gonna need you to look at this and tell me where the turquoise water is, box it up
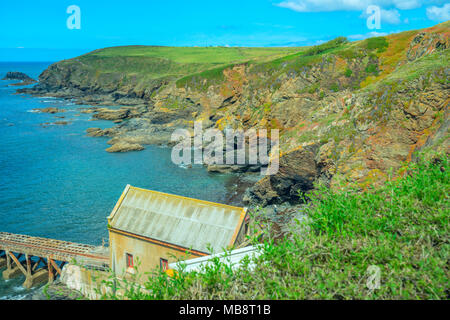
[0,62,232,299]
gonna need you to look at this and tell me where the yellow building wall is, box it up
[109,230,203,278]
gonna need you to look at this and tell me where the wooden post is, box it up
[50,259,62,275]
[25,254,31,277]
[47,258,54,284]
[8,252,27,275]
[6,251,11,270]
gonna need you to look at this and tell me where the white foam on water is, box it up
[13,286,25,292]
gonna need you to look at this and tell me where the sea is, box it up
[0,62,234,299]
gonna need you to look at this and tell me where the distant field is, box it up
[87,46,303,64]
[75,46,305,80]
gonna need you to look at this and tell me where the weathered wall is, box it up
[61,264,111,300]
[109,230,203,278]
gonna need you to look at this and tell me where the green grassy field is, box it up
[88,46,301,64]
[77,46,303,80]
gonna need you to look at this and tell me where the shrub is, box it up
[330,83,340,92]
[366,37,389,53]
[365,63,379,75]
[345,68,353,77]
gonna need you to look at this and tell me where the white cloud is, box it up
[348,31,388,40]
[381,9,401,24]
[426,4,450,21]
[276,0,446,12]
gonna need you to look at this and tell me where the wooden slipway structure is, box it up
[108,185,248,276]
[0,232,109,289]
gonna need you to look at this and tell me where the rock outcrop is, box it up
[33,107,66,114]
[245,145,320,206]
[2,71,36,85]
[106,141,145,153]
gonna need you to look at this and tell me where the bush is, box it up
[345,68,353,77]
[366,37,389,53]
[330,83,340,92]
[365,63,379,75]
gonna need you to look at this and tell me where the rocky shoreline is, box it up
[14,24,450,208]
[16,86,275,208]
[17,84,277,203]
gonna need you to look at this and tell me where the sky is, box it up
[0,0,449,61]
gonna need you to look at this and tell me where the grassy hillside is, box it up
[101,155,449,300]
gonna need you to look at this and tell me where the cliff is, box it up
[18,21,450,206]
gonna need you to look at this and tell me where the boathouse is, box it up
[107,185,248,276]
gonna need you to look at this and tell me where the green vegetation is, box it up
[330,83,340,92]
[101,156,449,300]
[363,48,449,92]
[304,37,349,56]
[79,46,300,80]
[345,68,353,77]
[88,46,299,64]
[366,37,389,53]
[365,63,379,75]
[247,37,349,79]
[175,63,235,90]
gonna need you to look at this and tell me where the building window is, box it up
[160,258,168,272]
[126,253,134,268]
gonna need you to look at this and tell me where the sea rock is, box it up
[79,108,96,114]
[53,121,70,125]
[2,71,36,85]
[92,108,130,121]
[106,141,145,153]
[32,280,83,300]
[34,107,66,114]
[40,121,71,127]
[86,127,118,137]
[207,164,247,173]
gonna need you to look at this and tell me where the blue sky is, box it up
[0,0,449,61]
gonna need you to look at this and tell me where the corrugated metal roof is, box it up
[108,185,247,254]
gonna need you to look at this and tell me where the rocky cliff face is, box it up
[18,22,449,206]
